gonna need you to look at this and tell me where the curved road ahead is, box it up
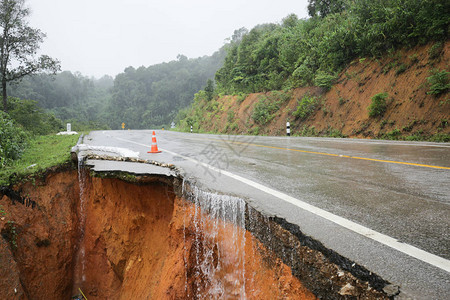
[83,130,450,299]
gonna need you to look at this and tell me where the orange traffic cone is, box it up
[148,131,162,153]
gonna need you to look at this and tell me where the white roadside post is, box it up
[67,123,71,132]
[286,121,290,136]
[190,125,193,133]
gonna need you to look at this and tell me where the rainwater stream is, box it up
[73,153,87,292]
[182,183,247,298]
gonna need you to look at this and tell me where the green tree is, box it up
[204,79,215,101]
[0,110,28,166]
[107,49,225,129]
[8,71,113,129]
[0,0,60,112]
[7,97,63,135]
[307,0,347,18]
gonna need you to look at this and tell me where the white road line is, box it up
[114,135,450,273]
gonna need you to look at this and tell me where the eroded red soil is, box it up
[0,171,316,299]
[196,41,449,139]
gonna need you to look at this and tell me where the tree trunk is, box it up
[2,77,7,112]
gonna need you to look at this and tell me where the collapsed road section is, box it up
[0,151,395,299]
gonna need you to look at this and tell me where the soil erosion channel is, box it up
[0,159,393,299]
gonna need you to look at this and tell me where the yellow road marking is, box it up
[203,138,450,170]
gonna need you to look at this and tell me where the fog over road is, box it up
[83,130,450,299]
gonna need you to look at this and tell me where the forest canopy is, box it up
[107,50,225,129]
[8,49,226,129]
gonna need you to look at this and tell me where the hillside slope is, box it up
[180,42,449,141]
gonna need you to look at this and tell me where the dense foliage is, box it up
[7,98,64,135]
[0,97,66,166]
[0,111,28,167]
[427,69,449,95]
[215,0,449,94]
[8,71,113,130]
[9,50,225,130]
[107,51,225,129]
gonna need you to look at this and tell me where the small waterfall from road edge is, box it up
[73,151,88,293]
[182,182,247,299]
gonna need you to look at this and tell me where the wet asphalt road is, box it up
[83,130,450,299]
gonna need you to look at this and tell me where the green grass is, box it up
[0,134,80,186]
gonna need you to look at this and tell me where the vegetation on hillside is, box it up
[0,98,70,168]
[0,111,28,167]
[177,0,449,142]
[2,0,449,152]
[213,0,449,94]
[9,71,113,130]
[107,51,225,129]
[9,50,226,130]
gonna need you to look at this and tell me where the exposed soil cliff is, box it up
[0,170,80,299]
[189,42,449,140]
[0,167,391,299]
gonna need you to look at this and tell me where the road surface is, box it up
[82,130,450,299]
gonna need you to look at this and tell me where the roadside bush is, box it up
[252,95,280,125]
[426,69,449,96]
[299,125,317,137]
[7,98,64,135]
[368,93,388,118]
[383,128,401,140]
[430,133,450,143]
[293,94,318,120]
[428,42,443,60]
[250,126,260,135]
[0,111,29,167]
[314,72,337,90]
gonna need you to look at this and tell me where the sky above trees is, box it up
[28,0,309,78]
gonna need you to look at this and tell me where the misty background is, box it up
[5,0,309,130]
[29,0,309,78]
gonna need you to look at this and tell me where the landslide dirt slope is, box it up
[194,42,449,140]
[0,171,80,299]
[0,168,391,299]
[0,171,316,299]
